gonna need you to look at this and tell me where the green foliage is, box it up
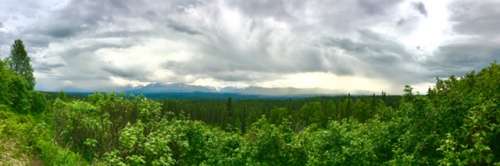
[269,107,290,124]
[31,91,48,113]
[0,60,31,113]
[0,52,39,114]
[8,76,31,113]
[0,60,14,105]
[295,102,320,128]
[0,109,86,165]
[296,119,383,165]
[241,117,306,165]
[438,99,499,165]
[30,122,87,166]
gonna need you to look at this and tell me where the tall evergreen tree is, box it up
[9,39,35,90]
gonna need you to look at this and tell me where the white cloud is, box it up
[257,72,392,93]
[110,76,151,87]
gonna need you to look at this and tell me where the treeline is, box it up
[160,94,401,132]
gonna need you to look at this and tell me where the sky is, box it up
[0,0,499,94]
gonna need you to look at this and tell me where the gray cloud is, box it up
[424,41,500,78]
[424,0,500,78]
[226,0,300,21]
[357,0,402,15]
[413,2,427,17]
[0,0,498,93]
[34,62,65,72]
[321,30,426,84]
[0,32,13,57]
[102,65,150,80]
[166,20,202,35]
[449,0,500,36]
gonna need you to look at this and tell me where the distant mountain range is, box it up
[125,83,358,95]
[55,83,375,99]
[122,83,321,99]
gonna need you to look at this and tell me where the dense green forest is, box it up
[1,40,499,165]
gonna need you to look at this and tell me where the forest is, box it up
[0,40,499,165]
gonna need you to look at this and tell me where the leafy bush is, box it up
[0,108,86,165]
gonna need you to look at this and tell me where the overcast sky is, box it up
[0,0,499,94]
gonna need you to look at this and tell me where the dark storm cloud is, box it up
[102,66,149,80]
[167,21,202,35]
[357,0,402,15]
[45,24,84,38]
[424,41,500,78]
[413,2,427,16]
[34,62,65,72]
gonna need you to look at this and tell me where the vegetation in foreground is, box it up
[0,40,499,165]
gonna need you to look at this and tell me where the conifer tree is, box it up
[9,39,35,90]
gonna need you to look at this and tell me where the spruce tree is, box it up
[9,39,35,90]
